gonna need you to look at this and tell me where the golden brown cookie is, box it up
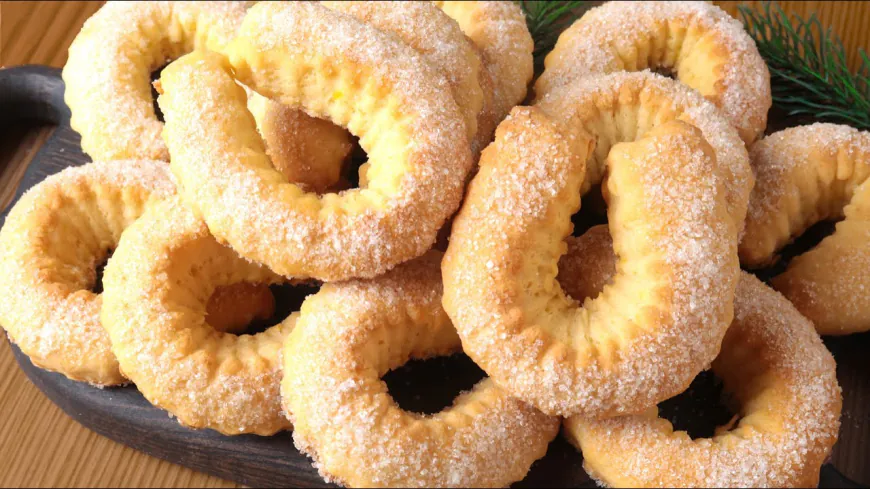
[158,2,472,281]
[63,0,353,190]
[63,1,249,161]
[443,110,739,417]
[0,160,174,386]
[535,71,753,236]
[535,1,771,144]
[559,226,841,489]
[741,123,870,335]
[100,197,291,435]
[436,1,535,151]
[283,253,559,487]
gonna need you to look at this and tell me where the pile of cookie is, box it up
[2,1,865,487]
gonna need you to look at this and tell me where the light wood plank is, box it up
[715,1,870,71]
[0,3,238,486]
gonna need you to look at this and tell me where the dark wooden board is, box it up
[0,65,866,488]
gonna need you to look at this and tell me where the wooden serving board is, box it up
[0,65,867,488]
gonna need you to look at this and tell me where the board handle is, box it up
[0,65,70,125]
[0,65,90,225]
[820,464,864,488]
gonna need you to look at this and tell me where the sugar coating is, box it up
[0,160,174,386]
[62,0,349,186]
[740,123,870,335]
[535,0,771,144]
[535,70,753,238]
[251,0,488,193]
[283,253,559,487]
[324,1,483,140]
[564,257,841,488]
[62,1,249,161]
[100,197,292,435]
[742,123,870,261]
[443,108,740,418]
[159,2,472,281]
[252,0,485,194]
[436,1,535,152]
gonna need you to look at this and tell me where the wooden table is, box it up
[0,1,868,487]
[0,2,236,487]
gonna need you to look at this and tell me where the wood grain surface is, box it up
[0,2,236,487]
[716,1,870,71]
[0,1,868,488]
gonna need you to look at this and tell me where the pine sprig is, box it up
[740,1,870,130]
[518,1,591,72]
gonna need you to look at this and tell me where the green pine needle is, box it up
[740,1,870,130]
[518,1,591,73]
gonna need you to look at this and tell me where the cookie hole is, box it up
[571,184,608,237]
[750,219,838,282]
[513,436,589,488]
[651,66,677,80]
[657,370,739,440]
[90,250,113,294]
[151,64,169,123]
[382,353,487,415]
[340,135,368,190]
[207,281,320,336]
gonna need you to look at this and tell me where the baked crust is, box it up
[535,1,771,144]
[283,252,559,487]
[436,1,535,152]
[535,71,753,236]
[561,226,841,489]
[443,107,739,417]
[62,1,249,161]
[0,160,174,386]
[741,123,870,335]
[100,197,291,435]
[62,0,356,191]
[158,2,472,281]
